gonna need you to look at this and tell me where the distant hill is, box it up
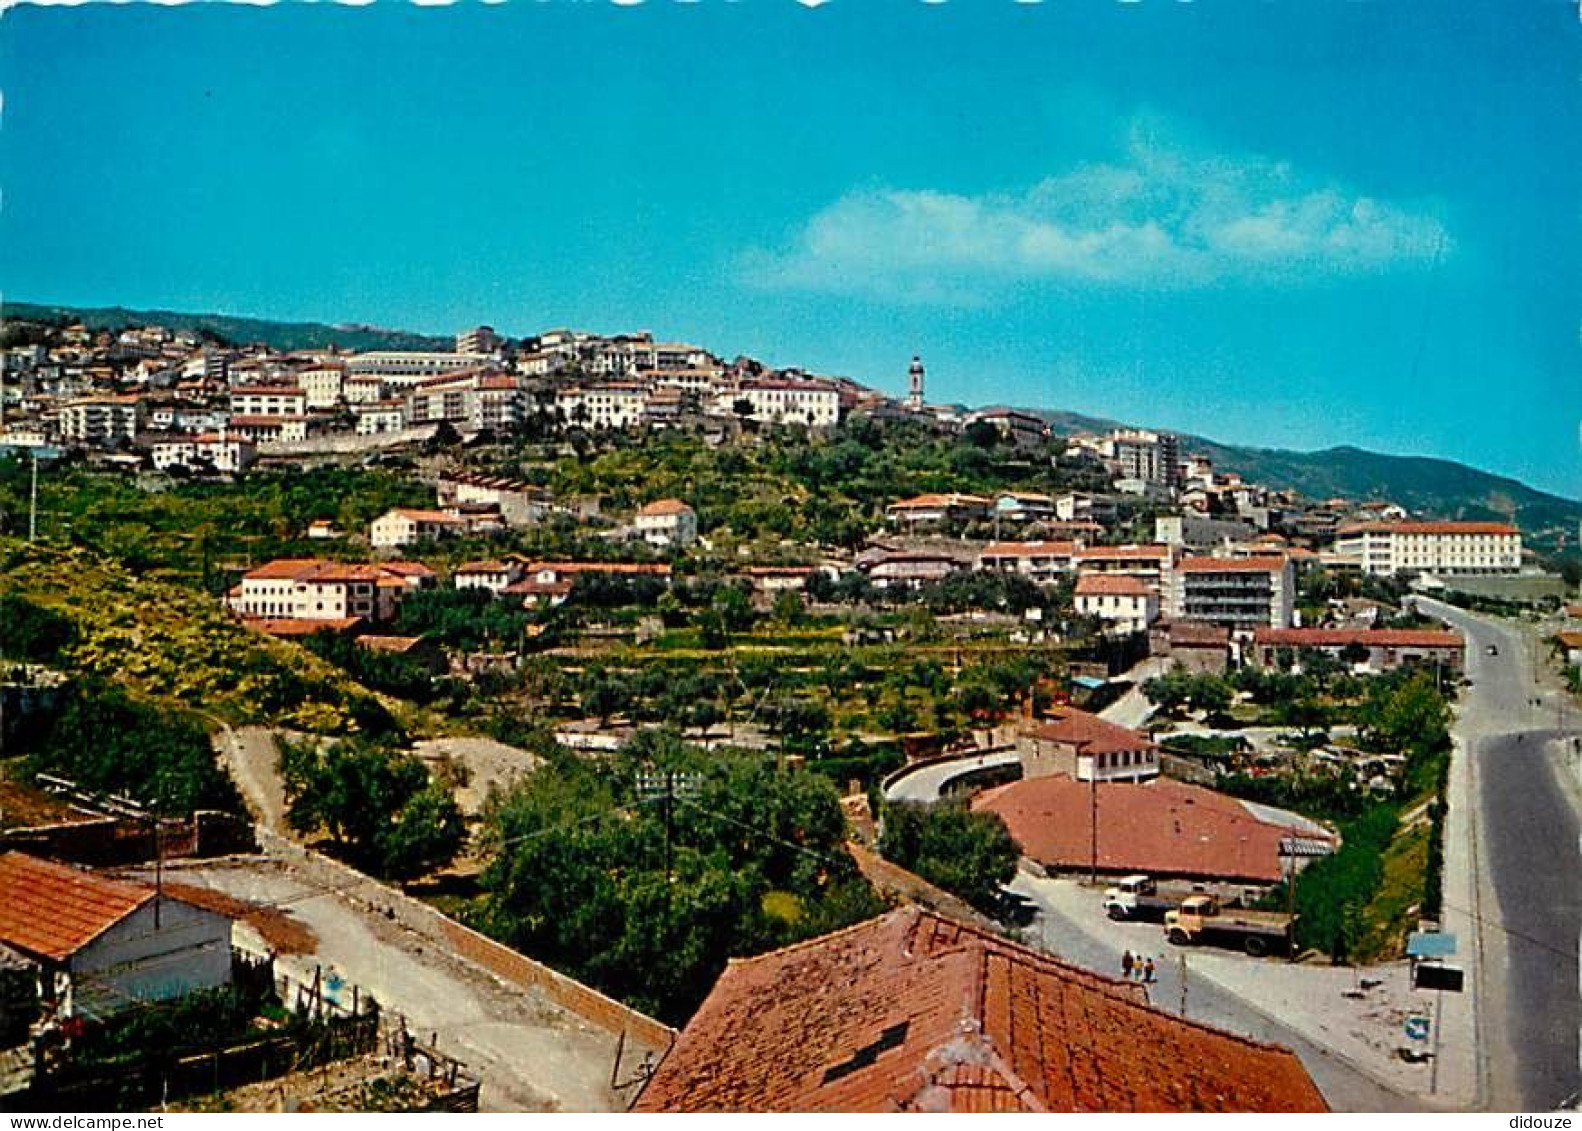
[1039,410,1580,553]
[2,300,452,353]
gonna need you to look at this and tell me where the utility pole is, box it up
[1178,952,1188,1017]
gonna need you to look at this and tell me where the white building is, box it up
[370,507,469,550]
[726,379,841,427]
[228,557,436,623]
[456,326,504,356]
[634,499,698,548]
[59,396,145,444]
[297,362,347,410]
[1167,555,1295,629]
[354,401,408,435]
[1074,573,1160,633]
[976,541,1079,584]
[347,351,492,387]
[1332,521,1523,576]
[558,384,646,430]
[150,432,257,474]
[229,385,308,418]
[437,473,550,527]
[453,560,524,595]
[0,852,234,1021]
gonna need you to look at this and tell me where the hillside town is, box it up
[0,310,1577,1117]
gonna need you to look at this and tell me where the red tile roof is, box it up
[0,852,154,961]
[1075,574,1153,597]
[1337,520,1518,536]
[1176,556,1289,574]
[635,907,1326,1112]
[1028,707,1154,756]
[527,560,672,577]
[636,498,693,517]
[974,777,1334,884]
[1254,628,1462,650]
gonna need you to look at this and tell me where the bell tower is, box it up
[907,355,924,411]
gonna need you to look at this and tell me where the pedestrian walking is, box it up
[1144,957,1156,984]
[1122,950,1134,980]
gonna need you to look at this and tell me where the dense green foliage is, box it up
[19,678,239,814]
[1288,805,1400,959]
[280,737,466,879]
[0,591,76,662]
[474,735,884,1023]
[878,802,1021,913]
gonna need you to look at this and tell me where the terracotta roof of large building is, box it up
[1253,628,1462,650]
[527,560,672,576]
[1337,521,1519,537]
[1075,574,1153,597]
[974,777,1334,884]
[1176,556,1289,574]
[634,906,1326,1112]
[0,852,156,962]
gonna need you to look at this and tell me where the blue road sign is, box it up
[1404,1015,1431,1042]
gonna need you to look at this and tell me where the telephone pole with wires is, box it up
[635,767,701,885]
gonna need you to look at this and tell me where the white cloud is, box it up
[742,125,1450,303]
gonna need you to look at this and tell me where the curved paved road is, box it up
[1417,596,1581,1110]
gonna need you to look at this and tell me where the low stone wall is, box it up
[257,830,674,1057]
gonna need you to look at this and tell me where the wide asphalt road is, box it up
[1417,597,1581,1110]
[1010,874,1424,1112]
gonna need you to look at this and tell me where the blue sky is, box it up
[2,1,1578,499]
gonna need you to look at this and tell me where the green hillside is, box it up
[2,300,452,353]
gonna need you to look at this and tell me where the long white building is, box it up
[1332,521,1522,576]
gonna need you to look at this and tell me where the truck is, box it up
[1163,895,1295,956]
[1102,875,1209,922]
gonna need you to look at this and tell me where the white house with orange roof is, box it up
[370,507,469,550]
[635,499,698,548]
[1074,573,1160,633]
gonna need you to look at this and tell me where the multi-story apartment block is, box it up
[59,396,145,444]
[403,372,522,433]
[1109,429,1181,492]
[1167,555,1295,629]
[344,375,390,404]
[1072,543,1174,584]
[1331,521,1522,576]
[455,326,504,356]
[229,385,308,418]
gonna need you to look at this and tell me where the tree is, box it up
[879,802,1020,913]
[0,592,76,663]
[281,737,465,880]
